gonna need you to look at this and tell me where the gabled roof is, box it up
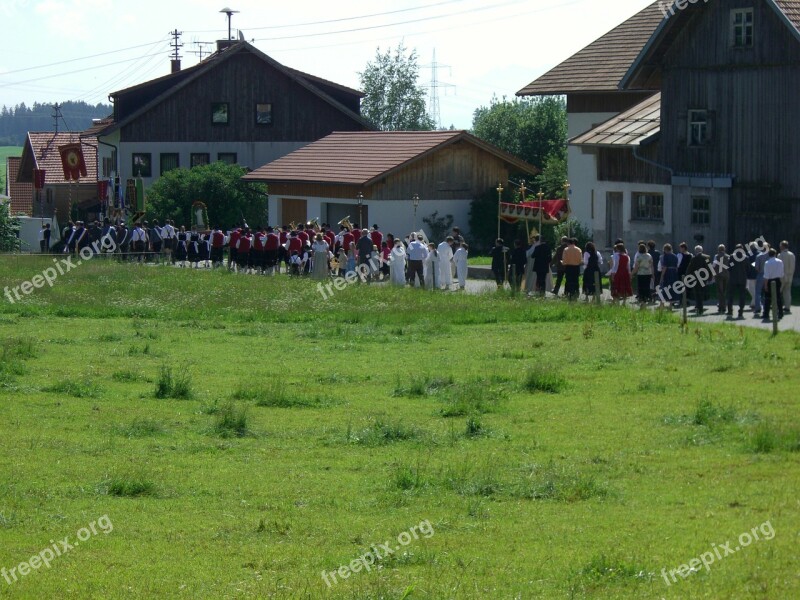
[242,130,538,186]
[570,93,660,147]
[18,132,98,185]
[621,0,800,88]
[517,1,664,95]
[99,41,370,136]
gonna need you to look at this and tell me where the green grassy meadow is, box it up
[0,257,798,599]
[0,147,23,192]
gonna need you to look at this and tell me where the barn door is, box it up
[280,198,307,226]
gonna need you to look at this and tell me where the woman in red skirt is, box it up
[612,243,633,303]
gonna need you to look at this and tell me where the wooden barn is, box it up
[518,0,800,256]
[94,40,371,191]
[242,130,537,239]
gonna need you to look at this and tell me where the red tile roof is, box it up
[570,93,661,147]
[24,132,98,184]
[6,156,33,215]
[242,130,537,186]
[517,2,664,95]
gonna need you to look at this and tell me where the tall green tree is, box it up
[471,95,567,170]
[0,203,21,252]
[146,162,268,229]
[359,43,435,131]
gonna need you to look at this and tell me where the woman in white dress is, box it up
[389,240,407,286]
[311,234,330,281]
[424,242,438,290]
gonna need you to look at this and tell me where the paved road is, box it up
[453,278,800,333]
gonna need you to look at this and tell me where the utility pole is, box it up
[170,29,183,72]
[422,50,455,129]
[189,38,213,61]
[51,103,62,134]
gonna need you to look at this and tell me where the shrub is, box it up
[213,402,249,438]
[522,367,566,394]
[154,365,193,399]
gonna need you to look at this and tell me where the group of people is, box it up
[489,234,795,320]
[44,219,795,316]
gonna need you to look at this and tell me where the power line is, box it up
[0,46,172,90]
[184,0,468,33]
[252,0,529,42]
[0,37,170,77]
[422,49,455,129]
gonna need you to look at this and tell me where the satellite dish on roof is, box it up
[238,30,245,41]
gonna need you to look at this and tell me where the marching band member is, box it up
[264,227,280,275]
[210,226,226,268]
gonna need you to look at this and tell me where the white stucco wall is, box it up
[268,196,474,243]
[567,112,617,235]
[591,182,673,250]
[97,138,308,186]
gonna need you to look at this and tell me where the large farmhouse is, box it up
[93,40,371,191]
[518,0,800,253]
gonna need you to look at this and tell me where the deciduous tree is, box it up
[359,43,435,131]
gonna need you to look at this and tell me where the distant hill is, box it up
[0,101,112,146]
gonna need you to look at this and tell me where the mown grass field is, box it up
[0,147,23,192]
[0,257,798,599]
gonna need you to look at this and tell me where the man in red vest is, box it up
[297,224,310,245]
[252,227,267,274]
[228,227,242,271]
[265,226,280,275]
[210,226,226,268]
[342,228,355,255]
[370,225,383,249]
[235,228,252,273]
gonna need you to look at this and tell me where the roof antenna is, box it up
[219,7,239,41]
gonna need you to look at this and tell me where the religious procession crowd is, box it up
[495,235,795,321]
[45,219,795,319]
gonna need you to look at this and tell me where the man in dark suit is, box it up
[531,235,552,296]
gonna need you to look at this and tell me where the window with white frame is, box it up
[731,8,754,48]
[688,110,709,146]
[691,197,711,225]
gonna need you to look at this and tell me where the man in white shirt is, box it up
[762,249,784,321]
[160,220,177,263]
[406,233,428,287]
[779,241,795,314]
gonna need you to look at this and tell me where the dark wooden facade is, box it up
[652,0,800,195]
[117,47,368,143]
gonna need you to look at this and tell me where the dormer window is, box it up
[731,8,754,47]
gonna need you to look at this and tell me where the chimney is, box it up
[217,39,236,53]
[171,59,181,73]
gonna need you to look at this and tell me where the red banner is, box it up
[33,169,46,190]
[97,180,109,201]
[58,143,87,181]
[499,199,570,225]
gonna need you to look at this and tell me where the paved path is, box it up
[455,278,800,333]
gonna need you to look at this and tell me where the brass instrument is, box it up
[337,216,353,231]
[288,221,298,231]
[306,217,321,233]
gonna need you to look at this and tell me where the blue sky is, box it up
[0,0,654,128]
